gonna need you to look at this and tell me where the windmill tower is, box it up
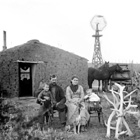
[90,15,107,68]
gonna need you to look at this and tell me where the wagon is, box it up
[110,64,132,91]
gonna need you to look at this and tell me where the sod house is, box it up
[0,40,88,97]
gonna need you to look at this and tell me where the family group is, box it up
[36,74,98,131]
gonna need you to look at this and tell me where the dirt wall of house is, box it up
[0,40,88,97]
[0,50,19,97]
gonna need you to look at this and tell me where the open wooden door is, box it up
[19,63,32,97]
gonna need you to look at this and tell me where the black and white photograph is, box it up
[0,0,140,139]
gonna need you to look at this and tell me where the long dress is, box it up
[66,85,90,125]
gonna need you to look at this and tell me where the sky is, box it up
[0,0,140,63]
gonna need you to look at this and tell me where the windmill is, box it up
[90,15,107,68]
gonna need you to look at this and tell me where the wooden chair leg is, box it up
[101,112,106,127]
[97,111,101,123]
[98,111,106,127]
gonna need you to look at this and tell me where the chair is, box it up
[85,100,105,126]
[84,89,105,125]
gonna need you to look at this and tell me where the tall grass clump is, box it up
[0,97,74,140]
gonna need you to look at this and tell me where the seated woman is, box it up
[65,75,90,132]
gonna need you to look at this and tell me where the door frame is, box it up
[17,60,44,97]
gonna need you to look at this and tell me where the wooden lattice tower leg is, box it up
[92,26,103,68]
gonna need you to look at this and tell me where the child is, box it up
[38,83,52,105]
[85,89,100,102]
[37,83,53,130]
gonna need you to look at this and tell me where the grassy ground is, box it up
[3,92,140,140]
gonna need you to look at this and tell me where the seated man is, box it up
[49,74,67,127]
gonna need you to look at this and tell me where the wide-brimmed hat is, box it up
[57,103,66,112]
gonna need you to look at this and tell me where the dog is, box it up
[65,103,82,134]
[73,114,81,134]
[73,103,90,134]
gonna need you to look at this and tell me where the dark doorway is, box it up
[19,63,32,97]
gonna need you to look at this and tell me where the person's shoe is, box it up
[81,125,85,132]
[59,122,66,129]
[65,125,71,132]
[57,122,66,129]
[61,122,66,127]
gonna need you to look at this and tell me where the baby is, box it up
[84,89,100,102]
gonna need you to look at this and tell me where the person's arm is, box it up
[49,91,56,104]
[38,90,44,101]
[79,85,85,102]
[66,86,73,103]
[35,88,43,97]
[58,86,66,104]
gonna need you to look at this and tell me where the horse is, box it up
[88,63,122,91]
[98,61,109,70]
[88,61,109,91]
